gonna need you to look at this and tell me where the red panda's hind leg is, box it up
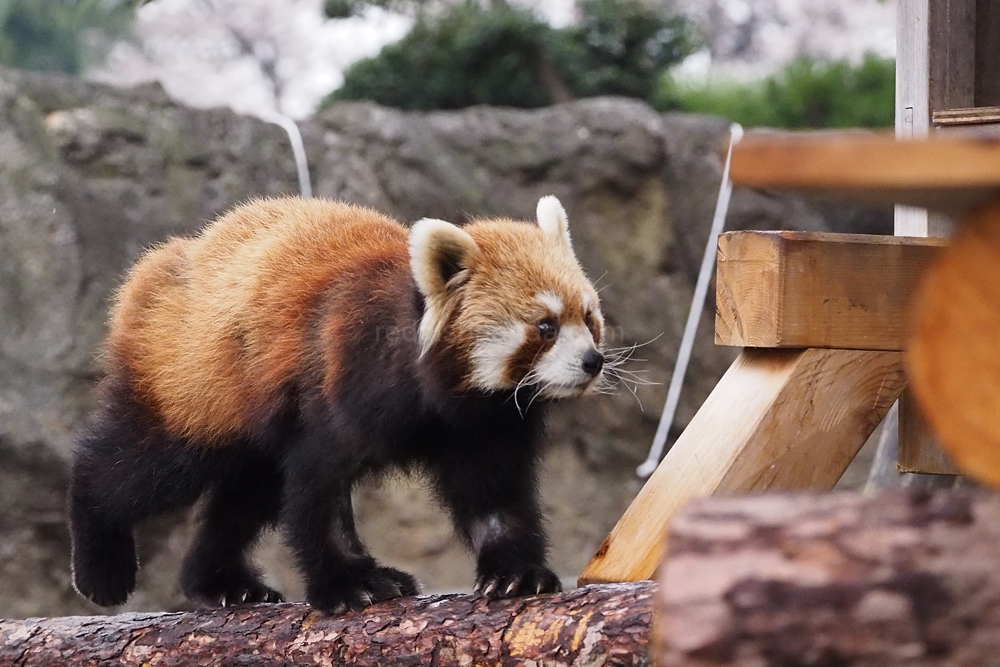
[180,450,285,606]
[69,382,212,607]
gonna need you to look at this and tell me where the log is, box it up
[729,132,1000,214]
[909,199,1000,488]
[655,489,1000,666]
[579,348,904,585]
[0,584,654,666]
[715,231,946,351]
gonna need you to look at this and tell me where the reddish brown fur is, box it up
[73,195,600,610]
[107,198,408,443]
[105,198,599,444]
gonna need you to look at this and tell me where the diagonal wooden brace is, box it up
[579,347,905,585]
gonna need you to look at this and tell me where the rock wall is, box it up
[0,68,890,617]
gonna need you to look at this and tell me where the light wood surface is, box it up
[578,347,904,585]
[909,200,1000,487]
[730,133,1000,214]
[715,231,947,350]
[655,489,1000,666]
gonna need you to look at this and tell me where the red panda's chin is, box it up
[538,375,602,400]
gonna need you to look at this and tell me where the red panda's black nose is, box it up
[582,350,604,377]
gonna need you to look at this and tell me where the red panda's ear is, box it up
[536,196,572,249]
[409,218,480,355]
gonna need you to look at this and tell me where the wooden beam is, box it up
[655,489,1000,666]
[715,231,947,351]
[909,199,1000,488]
[578,348,904,585]
[730,133,1000,214]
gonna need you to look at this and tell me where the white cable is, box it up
[258,110,313,198]
[636,123,744,478]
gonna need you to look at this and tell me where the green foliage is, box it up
[327,0,695,110]
[549,0,693,100]
[331,3,553,109]
[657,54,895,129]
[0,0,133,75]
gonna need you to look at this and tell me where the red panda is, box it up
[69,195,606,612]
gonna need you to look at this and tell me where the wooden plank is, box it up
[977,0,1000,106]
[730,133,1000,214]
[909,199,1000,488]
[934,106,1000,125]
[578,348,905,585]
[715,231,947,350]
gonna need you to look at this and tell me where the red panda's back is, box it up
[106,197,409,444]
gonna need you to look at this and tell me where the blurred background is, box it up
[0,0,895,617]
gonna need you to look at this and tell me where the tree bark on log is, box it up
[655,489,1000,666]
[0,582,653,666]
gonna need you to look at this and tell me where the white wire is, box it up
[635,123,744,478]
[257,110,313,198]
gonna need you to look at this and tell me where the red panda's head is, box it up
[410,196,606,399]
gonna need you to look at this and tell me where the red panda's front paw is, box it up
[474,565,562,600]
[182,571,284,608]
[307,565,421,614]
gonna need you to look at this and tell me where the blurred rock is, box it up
[0,68,890,616]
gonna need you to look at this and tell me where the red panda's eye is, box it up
[538,318,559,341]
[584,311,594,329]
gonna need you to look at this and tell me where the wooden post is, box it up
[578,348,904,585]
[895,0,977,476]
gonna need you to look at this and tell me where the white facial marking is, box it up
[536,291,564,316]
[534,323,601,397]
[470,323,526,390]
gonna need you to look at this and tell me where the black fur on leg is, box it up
[279,421,422,613]
[430,416,561,601]
[69,381,212,608]
[180,449,285,607]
